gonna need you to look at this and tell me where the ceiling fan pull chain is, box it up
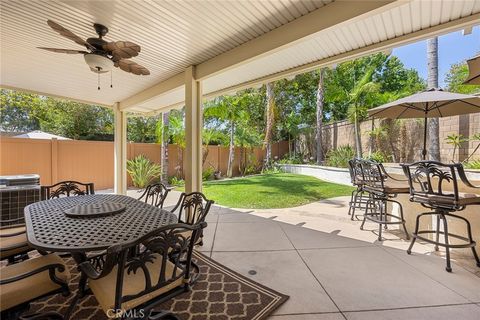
[98,71,100,90]
[110,71,113,88]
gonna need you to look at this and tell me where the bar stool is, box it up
[347,159,370,220]
[359,159,410,241]
[402,161,480,272]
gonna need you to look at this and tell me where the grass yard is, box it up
[199,173,354,209]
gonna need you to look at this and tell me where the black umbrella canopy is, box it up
[367,88,480,160]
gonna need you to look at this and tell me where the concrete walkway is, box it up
[118,190,480,319]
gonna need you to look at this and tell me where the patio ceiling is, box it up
[1,0,332,107]
[2,1,479,113]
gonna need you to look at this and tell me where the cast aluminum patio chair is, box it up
[40,181,95,200]
[76,222,206,320]
[347,159,370,220]
[0,224,31,264]
[0,254,70,320]
[358,159,410,241]
[138,183,172,208]
[169,192,214,284]
[402,161,480,272]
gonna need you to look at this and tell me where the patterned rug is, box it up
[28,251,288,320]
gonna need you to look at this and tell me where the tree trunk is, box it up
[227,120,235,178]
[161,112,169,182]
[264,82,275,165]
[354,108,363,158]
[316,68,325,164]
[427,37,440,161]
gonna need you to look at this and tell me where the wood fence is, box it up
[0,137,288,190]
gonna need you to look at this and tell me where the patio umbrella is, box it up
[368,88,480,160]
[464,55,480,85]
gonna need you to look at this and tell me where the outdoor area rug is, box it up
[28,251,289,320]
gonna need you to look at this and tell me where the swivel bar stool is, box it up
[359,159,410,241]
[348,159,370,220]
[402,161,480,272]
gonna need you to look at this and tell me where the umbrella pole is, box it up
[422,116,427,160]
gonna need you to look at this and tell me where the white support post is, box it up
[114,103,127,195]
[184,66,203,193]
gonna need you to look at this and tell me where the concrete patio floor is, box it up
[123,189,480,319]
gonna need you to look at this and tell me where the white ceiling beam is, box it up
[204,12,480,100]
[119,72,184,110]
[195,0,400,80]
[0,84,112,108]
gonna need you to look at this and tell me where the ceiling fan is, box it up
[38,20,150,89]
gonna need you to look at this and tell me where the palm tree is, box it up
[264,82,276,166]
[427,37,440,161]
[445,133,467,162]
[347,66,380,158]
[156,112,185,178]
[159,111,169,182]
[316,68,325,164]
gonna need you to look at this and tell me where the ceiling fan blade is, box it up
[38,47,88,54]
[104,41,141,60]
[115,59,150,75]
[47,20,94,50]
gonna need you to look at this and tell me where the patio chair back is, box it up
[401,161,463,210]
[358,159,387,194]
[40,181,94,200]
[172,192,214,226]
[348,159,365,186]
[80,222,206,317]
[137,183,171,208]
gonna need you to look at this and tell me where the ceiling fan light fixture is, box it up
[84,53,113,73]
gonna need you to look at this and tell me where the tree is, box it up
[427,37,440,161]
[156,111,170,182]
[204,88,264,177]
[127,115,158,143]
[445,62,480,94]
[264,82,276,166]
[445,133,468,162]
[156,110,185,178]
[0,89,41,132]
[316,68,326,164]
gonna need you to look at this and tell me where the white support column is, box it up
[184,66,203,193]
[114,103,127,195]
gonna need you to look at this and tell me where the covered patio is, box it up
[1,0,480,319]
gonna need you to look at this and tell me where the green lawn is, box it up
[196,173,354,209]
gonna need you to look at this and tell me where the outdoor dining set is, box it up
[0,180,213,320]
[347,159,480,273]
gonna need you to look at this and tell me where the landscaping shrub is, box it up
[169,176,185,186]
[326,145,355,168]
[126,155,161,188]
[368,151,389,163]
[278,154,303,164]
[203,167,215,181]
[464,160,480,170]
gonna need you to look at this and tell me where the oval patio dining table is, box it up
[24,194,178,254]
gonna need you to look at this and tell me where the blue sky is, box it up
[392,26,480,87]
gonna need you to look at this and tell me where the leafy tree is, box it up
[0,89,42,132]
[156,110,185,178]
[127,115,159,143]
[204,88,264,177]
[445,62,480,94]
